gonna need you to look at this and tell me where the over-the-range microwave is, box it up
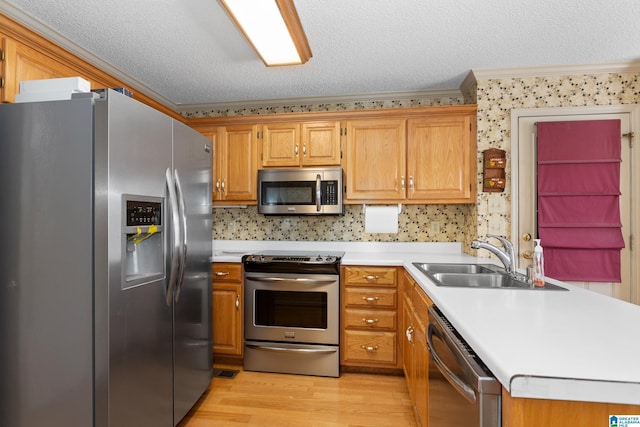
[257,168,344,215]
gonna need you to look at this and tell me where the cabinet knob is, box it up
[360,345,379,352]
[215,271,230,276]
[295,144,299,155]
[235,295,240,310]
[400,176,405,189]
[522,250,534,260]
[409,176,414,191]
[362,296,379,302]
[362,318,379,325]
[522,233,532,241]
[302,144,307,156]
[362,275,379,281]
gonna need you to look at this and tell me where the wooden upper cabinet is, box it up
[1,37,71,103]
[261,121,341,167]
[0,36,111,103]
[344,119,407,201]
[262,123,300,167]
[301,121,341,166]
[407,114,476,202]
[219,125,259,203]
[200,125,258,204]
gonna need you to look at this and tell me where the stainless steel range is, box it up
[242,251,344,377]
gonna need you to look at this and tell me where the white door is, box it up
[512,106,637,303]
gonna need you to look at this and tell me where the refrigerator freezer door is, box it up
[0,99,95,426]
[94,90,175,427]
[171,121,213,425]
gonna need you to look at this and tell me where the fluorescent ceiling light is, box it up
[220,0,312,66]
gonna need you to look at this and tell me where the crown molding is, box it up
[468,61,640,83]
[0,1,179,111]
[176,88,463,114]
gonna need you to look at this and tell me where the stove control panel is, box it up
[242,254,340,264]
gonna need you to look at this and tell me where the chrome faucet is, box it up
[471,235,516,275]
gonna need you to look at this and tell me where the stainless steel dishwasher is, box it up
[426,306,502,427]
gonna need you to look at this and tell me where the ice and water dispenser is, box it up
[123,196,164,288]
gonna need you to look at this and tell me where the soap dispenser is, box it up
[532,239,545,287]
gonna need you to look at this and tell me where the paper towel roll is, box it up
[364,205,399,233]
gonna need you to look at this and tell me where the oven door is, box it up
[244,272,339,345]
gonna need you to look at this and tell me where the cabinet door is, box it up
[407,115,475,202]
[200,129,220,201]
[402,300,415,400]
[1,37,75,103]
[261,123,300,167]
[345,119,406,201]
[414,320,428,427]
[220,125,258,202]
[212,282,242,356]
[301,121,341,166]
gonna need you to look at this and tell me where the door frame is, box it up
[511,104,640,304]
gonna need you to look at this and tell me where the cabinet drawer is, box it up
[212,263,243,283]
[343,330,396,364]
[344,308,396,330]
[343,266,397,286]
[344,287,397,308]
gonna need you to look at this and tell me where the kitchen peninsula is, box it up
[213,240,640,425]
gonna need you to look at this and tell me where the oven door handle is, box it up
[247,277,336,285]
[426,323,477,404]
[247,344,338,355]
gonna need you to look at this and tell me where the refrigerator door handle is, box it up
[166,168,181,306]
[174,169,188,302]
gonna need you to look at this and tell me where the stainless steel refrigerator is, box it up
[0,89,213,427]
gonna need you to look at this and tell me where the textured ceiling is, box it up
[2,0,640,111]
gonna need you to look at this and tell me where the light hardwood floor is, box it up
[178,365,418,427]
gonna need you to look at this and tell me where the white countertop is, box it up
[212,240,640,405]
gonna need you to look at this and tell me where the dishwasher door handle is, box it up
[426,323,477,404]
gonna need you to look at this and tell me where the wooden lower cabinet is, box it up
[402,269,432,427]
[340,266,401,368]
[212,262,243,358]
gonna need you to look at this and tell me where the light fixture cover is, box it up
[220,0,312,66]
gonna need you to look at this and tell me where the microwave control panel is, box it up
[321,181,339,205]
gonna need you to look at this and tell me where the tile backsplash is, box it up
[213,204,471,242]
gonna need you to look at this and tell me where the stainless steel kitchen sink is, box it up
[413,262,502,274]
[412,263,567,291]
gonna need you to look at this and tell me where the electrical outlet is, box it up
[430,221,441,234]
[488,220,505,236]
[488,197,505,214]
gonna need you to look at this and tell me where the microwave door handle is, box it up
[426,323,477,404]
[316,174,322,212]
